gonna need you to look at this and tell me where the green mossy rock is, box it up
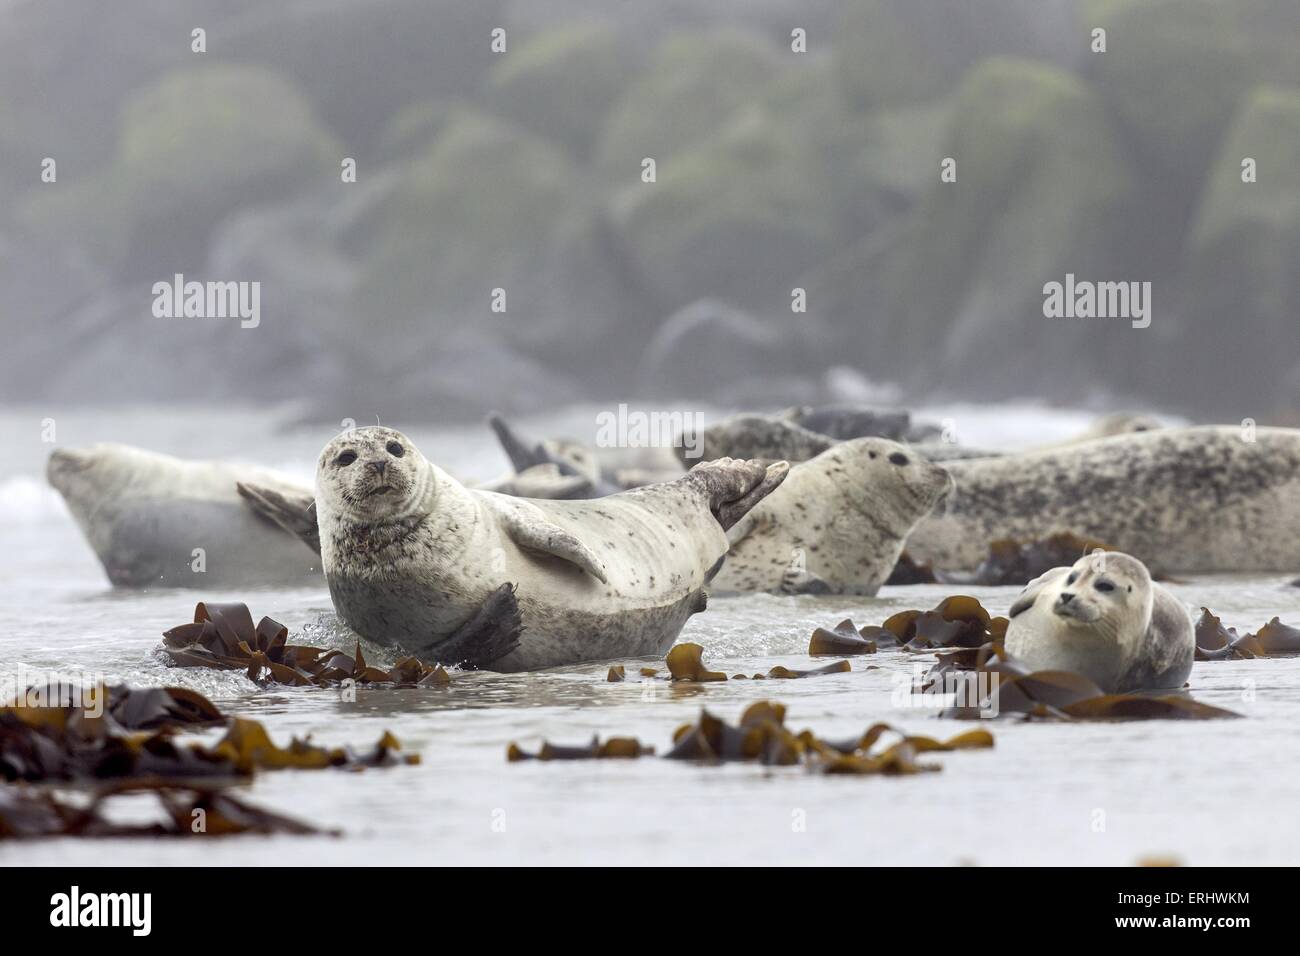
[874,58,1138,395]
[596,30,784,178]
[348,110,581,358]
[486,23,638,159]
[1183,86,1300,405]
[608,104,838,313]
[20,64,338,273]
[1085,0,1300,183]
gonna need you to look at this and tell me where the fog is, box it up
[1,0,1297,422]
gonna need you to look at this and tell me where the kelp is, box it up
[606,665,626,682]
[853,596,1007,652]
[0,688,417,784]
[0,783,332,839]
[665,642,852,682]
[1194,608,1300,659]
[507,737,655,761]
[936,644,1239,721]
[508,701,994,775]
[161,601,450,687]
[6,682,223,731]
[809,619,877,656]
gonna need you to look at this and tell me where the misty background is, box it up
[1,0,1298,424]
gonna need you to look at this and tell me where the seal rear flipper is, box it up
[487,412,550,473]
[424,582,523,669]
[1008,566,1070,618]
[689,458,790,531]
[236,481,321,555]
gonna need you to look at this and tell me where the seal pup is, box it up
[1005,551,1193,692]
[47,444,320,588]
[711,438,954,595]
[905,426,1300,574]
[310,426,788,671]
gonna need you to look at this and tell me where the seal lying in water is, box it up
[46,444,320,588]
[905,426,1300,575]
[1005,551,1193,692]
[710,438,954,595]
[306,426,788,671]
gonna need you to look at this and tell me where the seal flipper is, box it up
[687,458,790,530]
[780,567,834,596]
[490,500,609,583]
[487,412,550,473]
[424,582,523,669]
[1008,566,1069,619]
[237,481,321,555]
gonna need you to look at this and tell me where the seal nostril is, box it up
[1059,592,1074,604]
[369,460,386,478]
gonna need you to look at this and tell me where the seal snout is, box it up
[46,447,94,491]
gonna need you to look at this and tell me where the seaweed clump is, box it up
[161,601,451,687]
[665,643,851,682]
[1194,608,1300,660]
[507,701,994,774]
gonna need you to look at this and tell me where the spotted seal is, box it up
[711,437,954,595]
[905,426,1300,574]
[308,426,788,670]
[1005,551,1193,692]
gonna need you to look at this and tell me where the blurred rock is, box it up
[609,105,837,313]
[486,23,640,160]
[348,109,581,359]
[834,0,1081,111]
[19,64,339,276]
[1085,0,1300,189]
[1182,86,1300,411]
[873,58,1139,400]
[595,30,784,178]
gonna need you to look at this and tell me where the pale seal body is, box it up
[1005,552,1193,692]
[711,438,953,596]
[47,444,319,588]
[315,427,786,671]
[906,426,1300,574]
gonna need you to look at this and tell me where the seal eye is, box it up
[1066,572,1078,585]
[336,451,357,467]
[888,452,909,466]
[868,451,877,459]
[1095,579,1115,593]
[386,441,404,458]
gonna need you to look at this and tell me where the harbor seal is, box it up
[1005,551,1193,692]
[47,444,320,588]
[905,426,1300,574]
[711,437,954,595]
[311,426,788,671]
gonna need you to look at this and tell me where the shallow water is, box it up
[3,404,1298,865]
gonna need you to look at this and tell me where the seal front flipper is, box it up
[1008,566,1069,618]
[488,499,609,583]
[424,582,523,669]
[237,481,321,555]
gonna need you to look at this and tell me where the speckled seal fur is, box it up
[711,437,954,596]
[906,426,1300,574]
[315,426,786,672]
[1005,551,1193,692]
[46,444,320,588]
